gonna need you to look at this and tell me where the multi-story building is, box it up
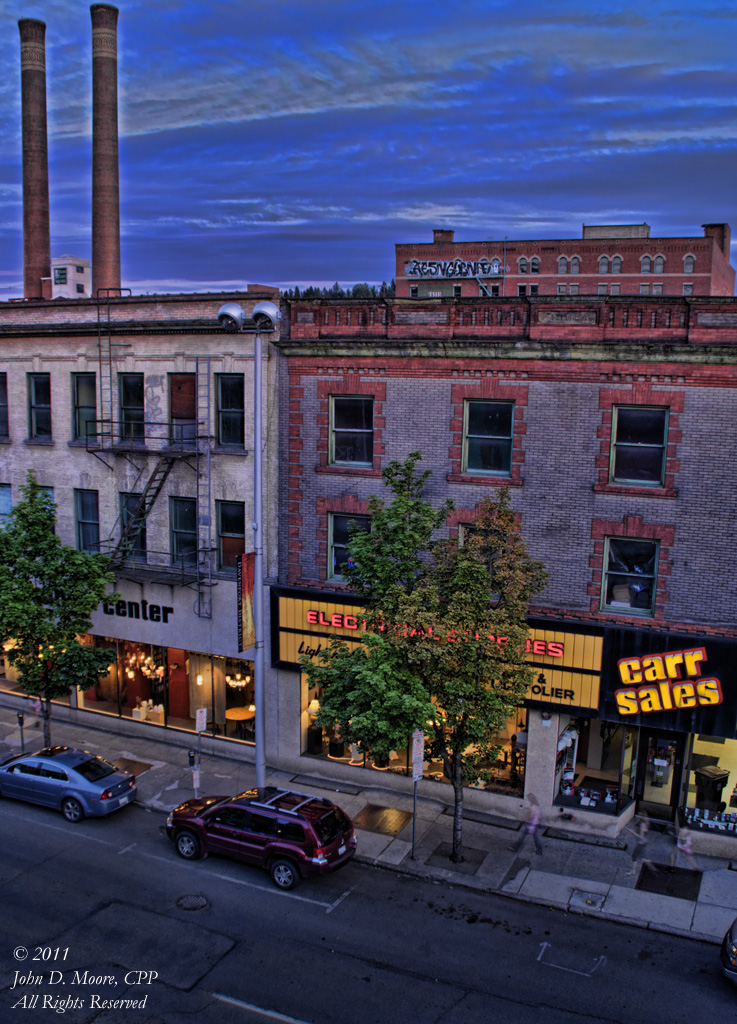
[395,224,735,300]
[272,290,737,854]
[50,256,91,299]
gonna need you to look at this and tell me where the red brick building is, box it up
[395,224,735,300]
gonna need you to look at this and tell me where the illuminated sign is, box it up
[614,646,723,715]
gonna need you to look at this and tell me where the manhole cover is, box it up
[352,804,413,836]
[177,895,208,911]
[635,863,702,900]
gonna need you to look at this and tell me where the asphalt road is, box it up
[0,798,733,1023]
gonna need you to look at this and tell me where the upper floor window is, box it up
[120,492,147,560]
[453,285,462,298]
[0,483,10,527]
[28,373,51,439]
[216,374,244,447]
[610,283,621,296]
[530,257,539,274]
[641,255,652,273]
[119,373,144,442]
[170,497,197,568]
[610,406,667,486]
[217,500,245,573]
[75,489,99,553]
[0,373,8,438]
[598,256,609,274]
[683,283,694,296]
[76,284,85,294]
[410,285,418,299]
[329,513,370,579]
[611,256,622,274]
[653,255,665,273]
[569,257,580,274]
[683,255,695,273]
[602,537,657,616]
[54,267,67,285]
[598,284,608,295]
[557,284,566,295]
[518,258,528,274]
[170,373,196,444]
[72,373,96,442]
[331,397,373,465]
[75,266,84,274]
[569,284,579,296]
[463,400,514,476]
[518,285,526,296]
[557,257,568,274]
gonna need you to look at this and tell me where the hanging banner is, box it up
[237,553,256,654]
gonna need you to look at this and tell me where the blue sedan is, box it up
[0,746,136,822]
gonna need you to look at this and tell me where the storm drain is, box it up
[177,895,208,911]
[352,804,413,836]
[635,863,702,900]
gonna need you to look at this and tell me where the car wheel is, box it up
[61,797,84,823]
[270,858,299,891]
[175,830,201,860]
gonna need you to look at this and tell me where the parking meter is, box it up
[187,750,196,768]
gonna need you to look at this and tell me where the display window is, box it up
[554,717,636,816]
[681,734,737,834]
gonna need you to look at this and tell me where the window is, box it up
[170,373,196,444]
[641,255,652,273]
[463,400,514,475]
[569,284,579,296]
[119,373,144,441]
[569,257,579,274]
[0,484,10,526]
[640,284,650,295]
[76,284,85,294]
[410,285,418,298]
[216,374,244,447]
[490,285,500,296]
[75,266,84,274]
[170,497,197,567]
[654,256,665,273]
[329,513,370,579]
[331,397,373,465]
[28,373,51,439]
[557,284,566,295]
[453,285,462,298]
[72,373,96,441]
[54,267,67,284]
[217,500,245,573]
[529,285,538,296]
[120,492,147,560]
[598,284,608,295]
[518,285,526,296]
[602,538,657,615]
[0,373,7,437]
[611,256,621,274]
[652,284,663,296]
[557,257,567,274]
[75,489,99,553]
[518,258,528,274]
[598,256,609,274]
[610,283,620,296]
[683,283,693,296]
[610,406,667,485]
[530,258,539,274]
[683,255,695,273]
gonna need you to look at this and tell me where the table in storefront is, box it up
[225,707,255,739]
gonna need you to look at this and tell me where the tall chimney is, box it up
[90,4,121,295]
[18,19,51,300]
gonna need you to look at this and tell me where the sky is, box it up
[0,0,736,296]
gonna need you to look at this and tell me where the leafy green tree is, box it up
[0,473,118,746]
[301,453,548,862]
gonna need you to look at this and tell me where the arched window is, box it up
[654,255,665,274]
[570,257,580,275]
[558,257,568,274]
[611,256,622,274]
[641,255,652,273]
[518,258,528,275]
[598,256,609,274]
[683,255,695,273]
[530,257,539,274]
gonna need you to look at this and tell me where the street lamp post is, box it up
[217,300,280,791]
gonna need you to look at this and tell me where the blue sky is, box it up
[1,0,736,295]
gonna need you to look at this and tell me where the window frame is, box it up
[72,372,96,442]
[0,483,11,526]
[641,255,652,274]
[28,372,51,439]
[119,373,144,442]
[54,267,67,285]
[611,256,622,274]
[569,257,580,275]
[75,488,100,553]
[216,499,245,574]
[330,396,374,467]
[0,372,8,438]
[216,374,245,448]
[598,256,609,274]
[462,399,514,477]
[683,255,695,273]
[609,405,668,487]
[170,496,197,568]
[601,536,658,617]
[329,512,371,580]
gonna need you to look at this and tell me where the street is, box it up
[0,798,733,1023]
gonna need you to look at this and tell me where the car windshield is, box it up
[75,757,116,782]
[313,808,351,844]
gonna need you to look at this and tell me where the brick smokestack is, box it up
[18,19,51,299]
[91,4,121,294]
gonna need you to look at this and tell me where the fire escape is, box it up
[89,294,214,617]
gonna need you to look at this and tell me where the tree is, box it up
[0,473,118,746]
[301,453,548,862]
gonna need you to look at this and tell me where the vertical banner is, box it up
[237,552,256,654]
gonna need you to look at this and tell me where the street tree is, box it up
[0,473,118,745]
[301,453,548,862]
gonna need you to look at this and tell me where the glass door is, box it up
[635,729,686,822]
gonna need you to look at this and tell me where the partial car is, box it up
[0,746,136,822]
[722,916,737,985]
[165,786,356,890]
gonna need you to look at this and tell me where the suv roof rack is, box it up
[248,786,327,817]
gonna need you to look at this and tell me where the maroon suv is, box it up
[165,786,357,889]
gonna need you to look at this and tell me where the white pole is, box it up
[253,330,266,789]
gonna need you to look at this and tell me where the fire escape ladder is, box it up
[96,288,132,450]
[195,356,213,618]
[111,456,177,565]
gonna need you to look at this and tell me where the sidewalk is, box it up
[1,707,735,945]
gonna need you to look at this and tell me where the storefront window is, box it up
[682,734,737,832]
[555,718,635,816]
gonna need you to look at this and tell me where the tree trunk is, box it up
[450,756,464,863]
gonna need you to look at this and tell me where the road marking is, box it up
[213,994,313,1023]
[537,942,606,977]
[207,870,337,908]
[16,817,115,846]
[118,843,137,855]
[325,888,351,914]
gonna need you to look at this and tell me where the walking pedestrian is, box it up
[670,825,699,871]
[628,812,657,876]
[510,794,544,855]
[27,695,41,729]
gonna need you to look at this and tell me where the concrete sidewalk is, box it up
[1,707,735,946]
